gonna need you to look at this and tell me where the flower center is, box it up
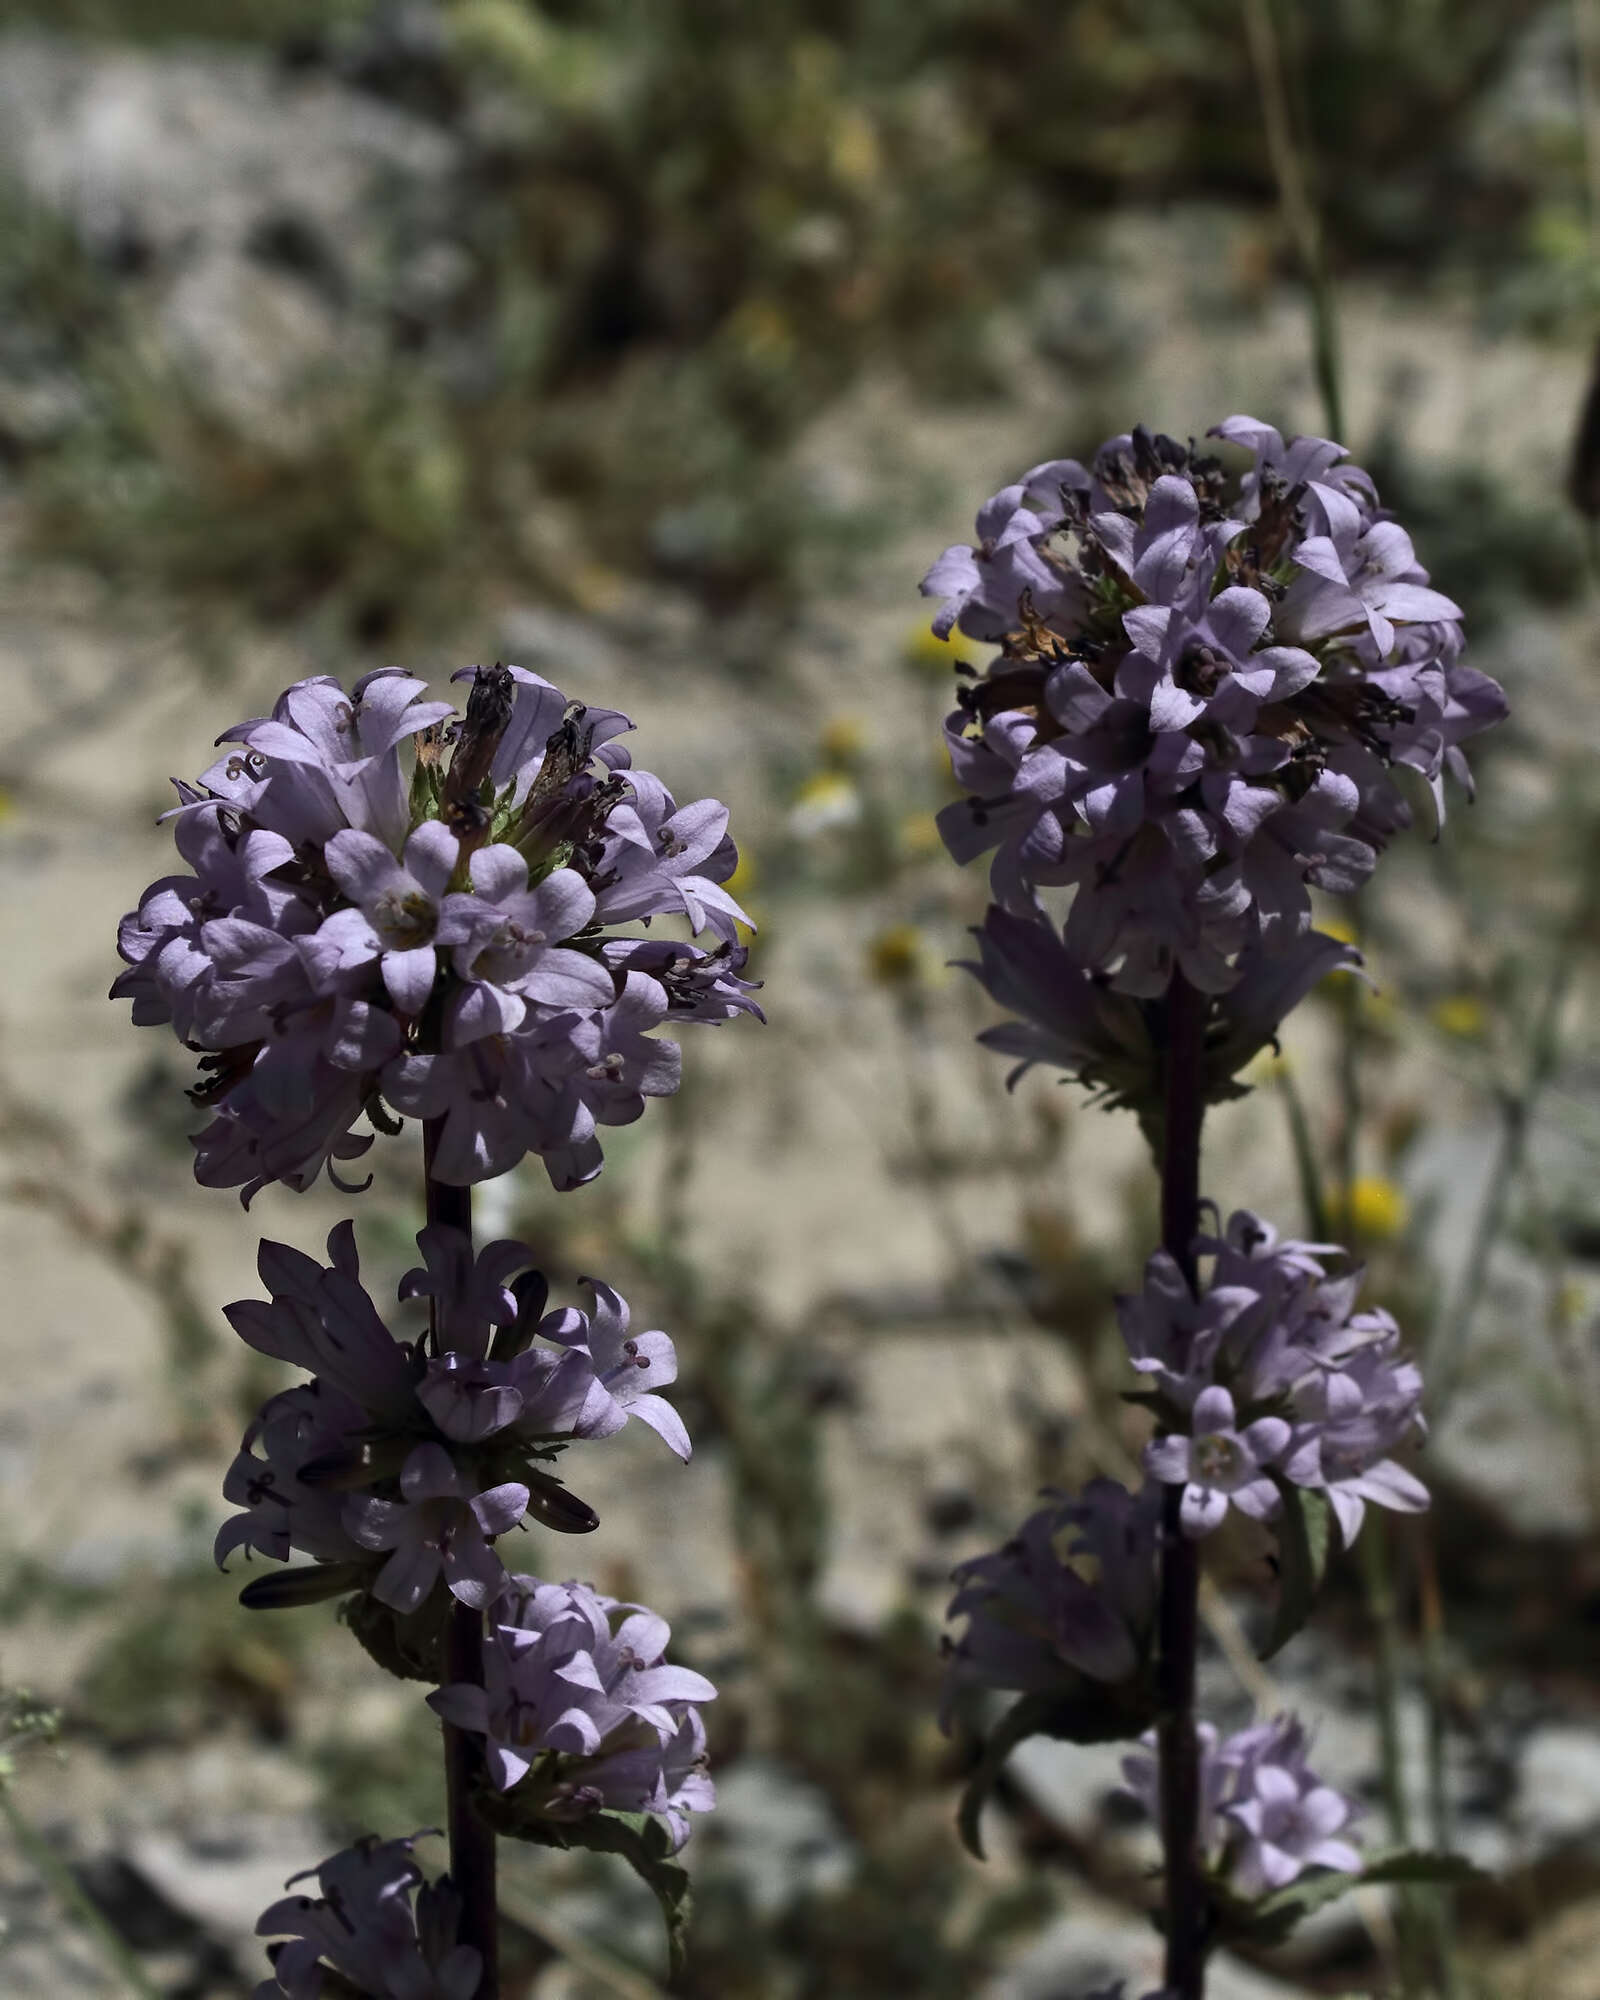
[496,919,544,953]
[372,888,436,949]
[1193,1432,1240,1484]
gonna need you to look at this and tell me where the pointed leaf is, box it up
[1210,1864,1359,1947]
[956,1678,1158,1860]
[1261,1476,1334,1661]
[1212,1848,1489,1951]
[476,1797,692,1976]
[1359,1849,1489,1887]
[238,1560,369,1610]
[339,1579,453,1685]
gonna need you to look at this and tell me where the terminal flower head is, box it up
[923,421,1505,995]
[113,663,759,1200]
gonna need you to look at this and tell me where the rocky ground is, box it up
[1,21,1599,2000]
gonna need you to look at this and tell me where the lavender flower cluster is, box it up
[926,413,1495,1988]
[925,418,1504,1004]
[430,1578,716,1847]
[1123,1715,1362,1898]
[941,1478,1159,1708]
[944,1212,1425,1714]
[217,1222,715,1852]
[106,659,748,1995]
[255,1835,481,2000]
[941,1206,1419,1920]
[113,664,760,1200]
[1125,1209,1427,1547]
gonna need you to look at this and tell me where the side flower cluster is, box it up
[254,1834,480,2000]
[962,905,1361,1118]
[1123,1208,1428,1546]
[1123,1715,1362,1898]
[113,664,761,1200]
[431,1577,716,1851]
[217,1224,688,1613]
[219,1220,715,1860]
[924,418,1504,1001]
[942,1478,1159,1711]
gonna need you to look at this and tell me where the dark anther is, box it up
[441,663,516,812]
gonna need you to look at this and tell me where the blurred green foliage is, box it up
[0,0,1571,644]
[76,1566,308,1747]
[5,5,1600,1995]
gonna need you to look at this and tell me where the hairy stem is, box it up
[423,1121,498,2000]
[1157,970,1208,1998]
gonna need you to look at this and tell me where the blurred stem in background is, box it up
[1244,4,1459,1990]
[1575,0,1600,262]
[0,1693,162,2000]
[1427,862,1593,1415]
[0,1790,163,2000]
[1240,0,1344,444]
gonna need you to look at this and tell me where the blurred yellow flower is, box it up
[819,715,866,765]
[902,621,955,676]
[723,847,758,900]
[570,562,625,614]
[788,770,861,837]
[1318,914,1359,947]
[867,923,924,986]
[829,107,881,188]
[729,298,794,367]
[1430,994,1485,1040]
[1335,1175,1409,1243]
[896,811,942,859]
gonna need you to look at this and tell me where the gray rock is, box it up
[695,1757,854,1917]
[980,1906,1305,2000]
[1514,1724,1600,1849]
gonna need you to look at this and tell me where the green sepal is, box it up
[340,1580,453,1685]
[238,1559,369,1610]
[407,734,445,825]
[1260,1475,1335,1661]
[477,1794,692,1977]
[957,1677,1158,1861]
[299,1433,419,1491]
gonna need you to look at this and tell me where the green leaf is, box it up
[1211,1865,1359,1948]
[478,1794,692,1976]
[956,1678,1157,1861]
[1261,1477,1335,1661]
[1209,1851,1489,1950]
[339,1582,451,1685]
[1359,1849,1489,1887]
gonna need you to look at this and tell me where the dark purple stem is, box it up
[1157,970,1208,1998]
[423,1120,499,2000]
